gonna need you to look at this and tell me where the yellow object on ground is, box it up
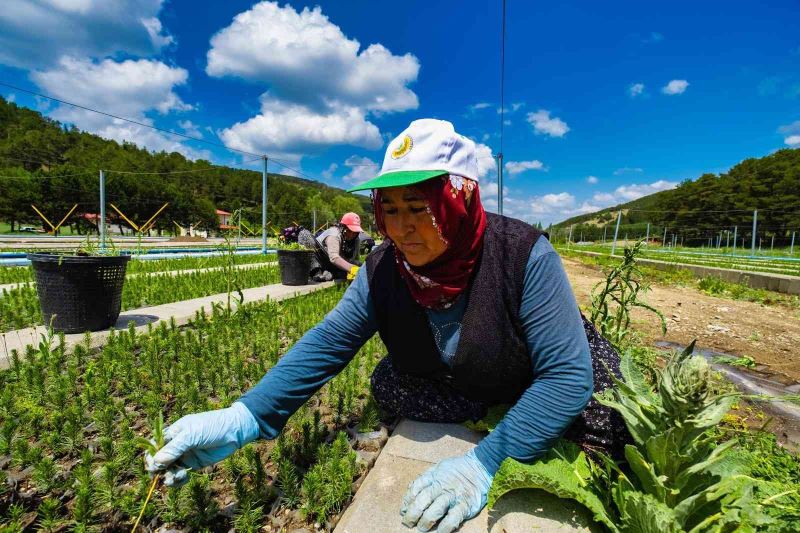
[347,265,360,280]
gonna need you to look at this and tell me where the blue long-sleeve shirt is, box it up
[239,237,592,474]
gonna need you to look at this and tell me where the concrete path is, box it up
[0,261,276,293]
[335,420,598,533]
[0,281,334,367]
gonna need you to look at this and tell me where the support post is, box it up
[312,208,316,232]
[262,156,269,254]
[791,231,796,255]
[611,211,622,256]
[732,226,737,255]
[725,230,730,249]
[751,209,757,257]
[662,226,667,247]
[567,224,573,246]
[771,234,774,252]
[99,170,106,253]
[496,153,504,215]
[602,226,607,244]
[645,222,650,243]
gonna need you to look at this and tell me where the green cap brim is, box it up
[346,169,448,192]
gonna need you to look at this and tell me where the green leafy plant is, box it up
[489,342,785,532]
[590,241,667,348]
[300,431,358,524]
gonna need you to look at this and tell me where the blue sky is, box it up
[1,0,799,224]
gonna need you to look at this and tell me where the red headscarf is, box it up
[373,174,487,309]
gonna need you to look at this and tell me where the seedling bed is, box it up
[0,286,389,531]
[1,262,282,332]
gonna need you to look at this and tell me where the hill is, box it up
[0,96,372,235]
[552,148,800,246]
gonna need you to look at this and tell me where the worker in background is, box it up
[145,119,629,532]
[298,212,362,281]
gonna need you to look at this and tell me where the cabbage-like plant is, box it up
[489,343,777,532]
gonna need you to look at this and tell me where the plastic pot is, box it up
[276,249,313,286]
[27,253,130,333]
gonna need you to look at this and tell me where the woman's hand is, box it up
[400,449,493,532]
[144,402,260,486]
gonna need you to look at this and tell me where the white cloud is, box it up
[475,143,496,179]
[321,163,338,180]
[586,175,599,184]
[342,155,378,185]
[32,57,190,117]
[628,83,645,97]
[505,160,545,176]
[613,167,644,175]
[206,1,419,114]
[778,121,800,146]
[207,1,419,159]
[6,93,15,103]
[511,102,524,112]
[0,0,172,70]
[178,120,202,138]
[468,102,491,112]
[220,94,382,157]
[29,56,208,159]
[591,180,677,207]
[526,109,569,138]
[662,79,689,95]
[530,192,576,214]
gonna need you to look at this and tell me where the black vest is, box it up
[366,213,544,404]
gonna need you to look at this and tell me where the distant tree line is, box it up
[0,96,372,236]
[554,148,800,247]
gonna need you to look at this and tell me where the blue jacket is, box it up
[240,236,592,474]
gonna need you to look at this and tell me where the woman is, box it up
[145,119,628,532]
[298,212,362,281]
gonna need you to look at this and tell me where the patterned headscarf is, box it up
[373,175,487,309]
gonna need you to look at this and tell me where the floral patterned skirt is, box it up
[370,314,630,458]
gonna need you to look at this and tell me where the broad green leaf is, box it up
[617,490,681,533]
[619,351,658,405]
[488,440,617,532]
[624,444,668,503]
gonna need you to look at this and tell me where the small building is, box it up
[216,209,238,231]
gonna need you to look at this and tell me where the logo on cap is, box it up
[391,135,413,159]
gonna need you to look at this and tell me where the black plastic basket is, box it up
[27,253,131,333]
[276,249,312,286]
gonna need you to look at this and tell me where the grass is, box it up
[0,286,386,530]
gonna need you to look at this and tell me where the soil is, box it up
[560,256,800,383]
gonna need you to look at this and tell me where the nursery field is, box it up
[0,285,387,531]
[0,261,280,332]
[0,254,277,285]
[560,244,800,278]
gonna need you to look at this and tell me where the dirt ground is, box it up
[561,256,800,383]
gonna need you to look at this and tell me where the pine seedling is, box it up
[132,413,166,532]
[357,395,380,433]
[277,458,301,507]
[36,497,64,532]
[233,499,264,533]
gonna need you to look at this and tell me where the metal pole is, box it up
[99,169,106,253]
[771,234,774,253]
[662,226,667,247]
[673,234,677,248]
[567,224,573,245]
[645,222,650,243]
[262,156,269,254]
[751,209,757,257]
[602,226,607,244]
[496,153,504,215]
[791,231,796,255]
[725,230,730,249]
[312,208,316,232]
[611,211,622,256]
[732,226,737,255]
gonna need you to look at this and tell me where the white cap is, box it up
[347,119,479,192]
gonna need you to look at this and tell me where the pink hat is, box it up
[340,212,363,233]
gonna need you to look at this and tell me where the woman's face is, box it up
[380,186,447,266]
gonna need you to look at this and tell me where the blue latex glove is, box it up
[400,449,493,532]
[144,402,260,486]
